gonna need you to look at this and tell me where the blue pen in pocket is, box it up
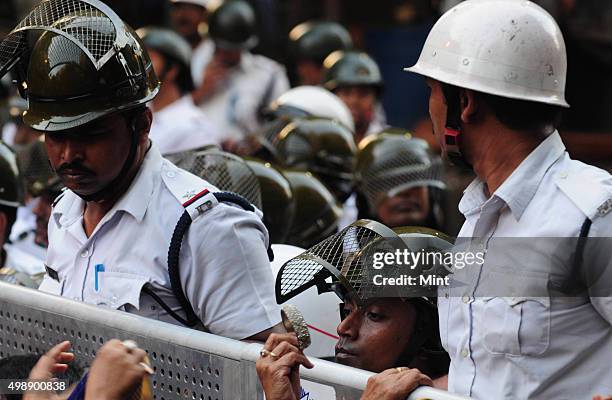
[94,264,105,292]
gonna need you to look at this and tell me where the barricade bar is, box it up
[0,282,470,400]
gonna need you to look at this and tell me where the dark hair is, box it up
[476,91,563,132]
[0,354,83,400]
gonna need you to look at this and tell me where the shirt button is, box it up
[150,305,156,311]
[80,249,90,258]
[444,292,449,299]
[559,171,568,179]
[166,171,176,178]
[462,296,470,304]
[461,348,469,358]
[73,297,79,301]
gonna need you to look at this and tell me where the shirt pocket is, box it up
[480,295,551,357]
[90,271,150,311]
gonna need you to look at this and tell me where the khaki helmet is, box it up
[0,141,22,208]
[0,0,160,131]
[266,86,355,131]
[323,50,383,92]
[207,0,258,50]
[245,158,294,243]
[276,219,453,363]
[404,0,568,107]
[356,129,445,215]
[289,21,353,63]
[16,138,63,199]
[276,117,357,202]
[282,170,342,249]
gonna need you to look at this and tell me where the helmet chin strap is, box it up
[440,84,473,171]
[76,115,141,203]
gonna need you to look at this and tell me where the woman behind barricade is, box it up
[356,129,446,230]
[257,220,451,399]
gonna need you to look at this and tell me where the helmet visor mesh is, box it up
[0,0,120,76]
[277,220,404,304]
[360,156,445,210]
[179,150,262,210]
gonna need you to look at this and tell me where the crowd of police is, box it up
[0,0,611,399]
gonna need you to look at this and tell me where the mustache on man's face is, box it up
[56,161,96,176]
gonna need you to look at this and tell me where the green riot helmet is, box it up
[282,170,342,249]
[16,138,63,199]
[289,21,353,64]
[0,0,159,132]
[137,26,194,93]
[245,158,294,243]
[0,141,22,209]
[356,129,446,219]
[276,219,453,364]
[323,50,383,92]
[207,0,258,50]
[276,117,357,203]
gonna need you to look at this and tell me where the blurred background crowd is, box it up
[0,0,611,285]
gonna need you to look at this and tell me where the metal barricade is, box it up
[0,282,469,400]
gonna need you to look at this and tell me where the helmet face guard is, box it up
[175,149,262,210]
[276,219,453,307]
[0,0,159,131]
[357,133,446,214]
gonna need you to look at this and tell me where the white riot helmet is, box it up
[267,86,355,132]
[405,0,569,108]
[270,244,340,358]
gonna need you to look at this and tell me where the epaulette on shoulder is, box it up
[556,168,612,220]
[160,160,219,218]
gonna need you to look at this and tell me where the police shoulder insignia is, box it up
[597,198,612,217]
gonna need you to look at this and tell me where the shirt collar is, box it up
[458,131,566,220]
[52,143,163,227]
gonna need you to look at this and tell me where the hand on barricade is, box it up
[360,367,433,400]
[24,341,74,400]
[84,340,151,400]
[256,333,314,400]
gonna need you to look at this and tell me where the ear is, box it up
[165,64,180,83]
[135,108,153,145]
[460,89,479,124]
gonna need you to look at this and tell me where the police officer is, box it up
[403,0,612,398]
[356,129,446,229]
[190,0,290,143]
[0,1,281,340]
[288,21,353,86]
[275,117,358,229]
[260,220,453,399]
[323,50,387,142]
[168,0,214,90]
[138,27,220,155]
[0,141,44,288]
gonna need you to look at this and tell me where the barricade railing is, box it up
[0,282,469,400]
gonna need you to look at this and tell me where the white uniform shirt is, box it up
[149,96,221,155]
[39,143,281,339]
[440,132,612,399]
[192,44,290,141]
